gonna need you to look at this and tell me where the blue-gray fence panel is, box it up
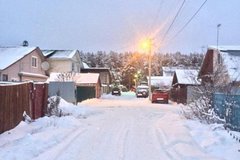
[49,82,76,104]
[213,93,240,131]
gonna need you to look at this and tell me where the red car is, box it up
[151,89,169,104]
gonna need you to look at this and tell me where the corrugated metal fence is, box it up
[213,93,240,131]
[0,82,48,133]
[48,82,76,104]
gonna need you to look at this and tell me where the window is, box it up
[2,74,8,81]
[31,56,38,67]
[72,63,75,71]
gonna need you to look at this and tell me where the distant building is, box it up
[162,66,183,77]
[147,76,172,89]
[81,68,112,94]
[171,69,200,104]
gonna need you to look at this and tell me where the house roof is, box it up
[74,73,100,84]
[42,50,78,59]
[208,46,240,81]
[174,69,199,85]
[47,72,100,84]
[82,62,90,69]
[81,68,110,72]
[208,45,240,51]
[0,47,37,70]
[147,76,173,87]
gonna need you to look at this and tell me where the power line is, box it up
[148,0,165,33]
[161,0,186,42]
[170,0,208,41]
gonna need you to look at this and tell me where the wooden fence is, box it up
[0,82,48,133]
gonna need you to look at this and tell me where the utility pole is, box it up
[217,24,221,49]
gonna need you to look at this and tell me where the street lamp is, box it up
[140,38,153,100]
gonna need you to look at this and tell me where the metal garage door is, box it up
[77,86,95,102]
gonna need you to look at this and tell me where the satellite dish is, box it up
[41,61,50,71]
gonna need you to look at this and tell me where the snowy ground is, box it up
[0,92,239,160]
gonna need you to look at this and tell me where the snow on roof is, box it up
[147,76,173,87]
[0,47,37,70]
[162,66,182,72]
[137,85,149,89]
[220,51,240,81]
[47,72,75,82]
[47,73,100,84]
[43,50,78,59]
[208,45,240,81]
[42,50,55,56]
[74,73,100,84]
[208,45,240,51]
[175,69,199,85]
[83,62,90,69]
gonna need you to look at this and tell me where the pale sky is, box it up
[0,0,240,54]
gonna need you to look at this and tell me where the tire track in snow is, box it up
[154,114,223,160]
[32,127,87,160]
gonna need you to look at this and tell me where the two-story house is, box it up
[0,47,48,82]
[43,50,82,74]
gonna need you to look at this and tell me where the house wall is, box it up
[96,79,101,98]
[1,48,47,82]
[99,72,108,84]
[199,49,214,83]
[171,84,187,104]
[47,52,82,74]
[72,51,82,73]
[47,60,70,73]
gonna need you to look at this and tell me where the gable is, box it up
[0,47,37,70]
[172,73,178,85]
[174,69,199,85]
[199,49,214,78]
[45,50,78,59]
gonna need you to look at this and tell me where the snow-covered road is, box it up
[1,92,239,160]
[35,93,220,160]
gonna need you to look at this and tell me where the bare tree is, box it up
[55,72,76,82]
[183,63,232,124]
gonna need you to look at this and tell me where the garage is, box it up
[74,73,101,102]
[77,86,95,102]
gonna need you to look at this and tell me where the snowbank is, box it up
[185,120,240,160]
[0,98,100,160]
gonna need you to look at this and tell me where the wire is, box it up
[161,0,186,42]
[148,0,165,33]
[170,0,208,41]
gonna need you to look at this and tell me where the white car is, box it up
[136,85,149,98]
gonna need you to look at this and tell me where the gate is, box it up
[77,86,95,102]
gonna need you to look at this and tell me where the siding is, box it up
[1,48,47,82]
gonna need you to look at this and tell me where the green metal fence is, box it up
[213,93,240,131]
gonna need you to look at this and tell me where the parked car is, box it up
[112,87,121,96]
[136,85,149,98]
[151,89,169,103]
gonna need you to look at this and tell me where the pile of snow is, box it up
[185,120,240,159]
[0,98,100,160]
[58,97,101,118]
